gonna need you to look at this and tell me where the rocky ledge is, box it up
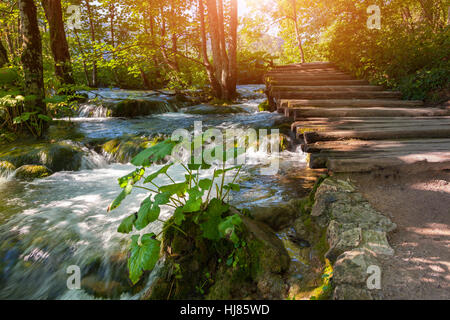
[300,177,397,300]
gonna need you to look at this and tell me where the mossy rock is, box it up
[0,161,16,175]
[142,210,290,300]
[15,165,52,181]
[0,140,84,172]
[183,105,248,115]
[101,136,165,163]
[258,100,270,112]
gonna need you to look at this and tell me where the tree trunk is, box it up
[0,39,8,66]
[41,0,74,85]
[292,0,305,63]
[206,0,224,97]
[228,0,238,99]
[85,0,98,87]
[217,0,229,99]
[198,0,221,97]
[18,0,46,135]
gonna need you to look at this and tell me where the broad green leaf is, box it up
[199,198,230,241]
[128,234,161,284]
[199,178,212,191]
[135,196,160,230]
[131,139,177,167]
[117,213,137,234]
[173,207,185,226]
[144,163,173,184]
[183,198,202,213]
[224,183,240,192]
[160,182,187,197]
[107,181,133,212]
[154,192,171,206]
[218,214,242,245]
[118,168,145,188]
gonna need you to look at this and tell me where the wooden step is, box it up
[282,99,424,108]
[291,107,448,118]
[268,74,354,81]
[272,62,335,70]
[304,138,450,153]
[271,85,385,92]
[292,117,450,132]
[270,80,370,86]
[303,126,450,144]
[273,91,402,100]
[327,153,450,173]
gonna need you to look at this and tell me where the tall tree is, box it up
[0,39,8,66]
[41,0,75,84]
[85,0,98,87]
[228,0,238,98]
[205,0,238,100]
[291,0,305,63]
[18,0,46,135]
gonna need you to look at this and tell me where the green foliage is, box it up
[324,0,449,101]
[108,137,244,285]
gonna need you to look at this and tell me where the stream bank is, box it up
[0,85,330,300]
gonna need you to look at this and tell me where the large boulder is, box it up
[249,200,300,231]
[141,211,290,300]
[0,140,85,173]
[15,165,52,181]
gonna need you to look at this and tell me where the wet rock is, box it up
[0,140,85,172]
[39,141,84,172]
[0,161,15,176]
[333,284,373,300]
[249,202,298,231]
[183,105,247,115]
[142,212,290,300]
[81,275,128,298]
[101,136,165,163]
[111,99,178,117]
[333,248,378,286]
[15,165,52,181]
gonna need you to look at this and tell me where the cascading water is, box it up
[0,85,308,299]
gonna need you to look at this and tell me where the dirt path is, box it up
[338,170,450,300]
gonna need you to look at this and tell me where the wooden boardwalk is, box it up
[265,62,450,173]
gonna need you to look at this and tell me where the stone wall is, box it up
[307,177,397,300]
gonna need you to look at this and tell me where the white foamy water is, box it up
[0,85,307,299]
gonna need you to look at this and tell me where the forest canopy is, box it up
[0,0,449,137]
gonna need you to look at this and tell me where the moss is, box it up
[310,259,334,300]
[0,160,16,174]
[258,100,270,112]
[15,165,52,181]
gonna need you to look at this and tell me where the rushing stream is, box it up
[0,85,312,299]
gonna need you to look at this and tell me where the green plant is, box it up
[107,137,246,285]
[0,94,51,138]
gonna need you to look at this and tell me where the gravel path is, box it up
[338,170,450,300]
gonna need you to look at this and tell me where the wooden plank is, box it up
[327,153,450,173]
[270,80,369,86]
[292,107,449,118]
[273,91,402,100]
[271,85,385,92]
[268,75,354,81]
[305,139,450,153]
[282,99,424,108]
[303,126,450,143]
